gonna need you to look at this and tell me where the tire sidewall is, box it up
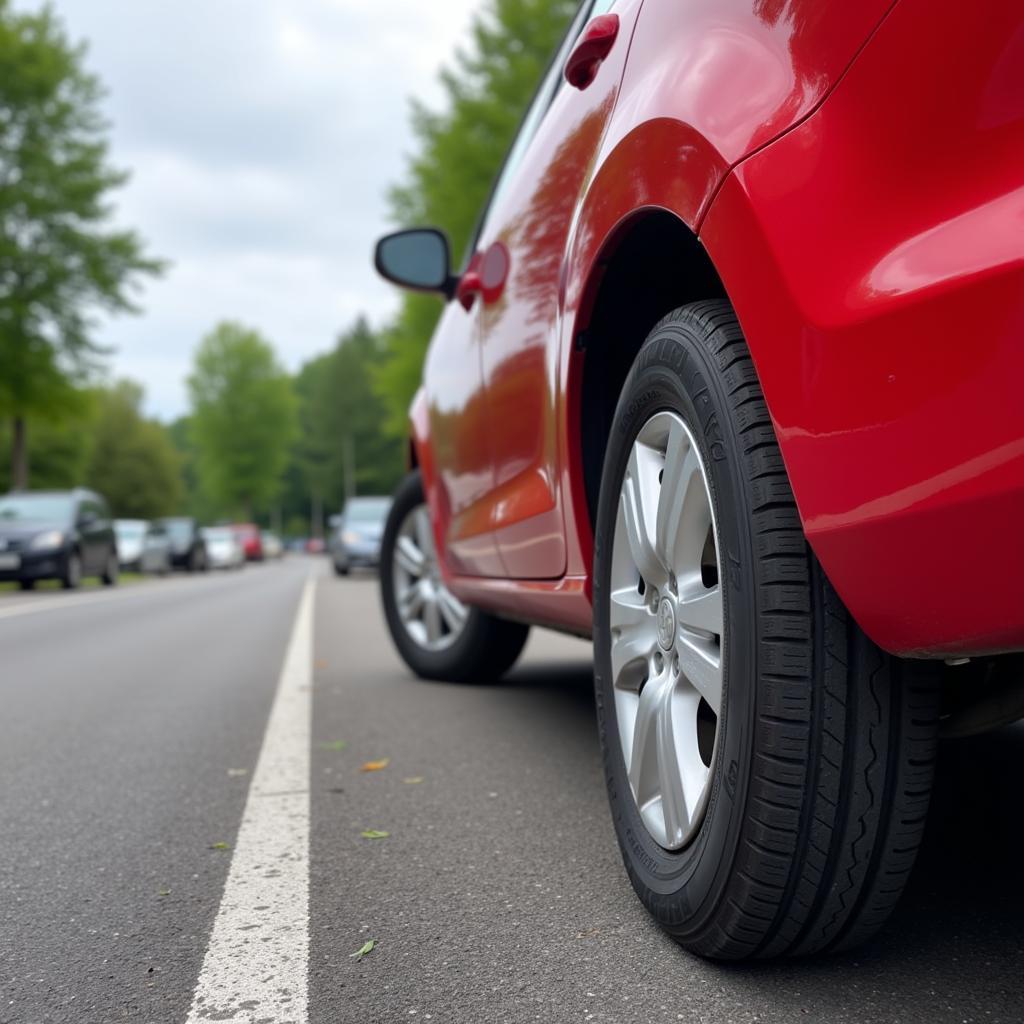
[593,325,756,938]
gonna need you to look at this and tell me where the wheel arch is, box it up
[567,208,729,550]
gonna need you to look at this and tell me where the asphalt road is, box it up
[2,560,1023,1024]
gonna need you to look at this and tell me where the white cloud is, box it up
[43,0,482,419]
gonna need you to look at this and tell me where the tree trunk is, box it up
[11,416,28,490]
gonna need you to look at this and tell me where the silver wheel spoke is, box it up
[676,631,722,712]
[395,536,425,578]
[655,688,689,846]
[414,506,434,557]
[609,587,655,687]
[621,445,667,587]
[676,583,723,636]
[423,596,443,643]
[437,587,468,632]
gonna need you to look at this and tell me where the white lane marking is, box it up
[185,577,314,1024]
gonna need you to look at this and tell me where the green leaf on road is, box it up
[319,740,347,751]
[210,841,231,850]
[157,888,171,897]
[360,830,390,840]
[227,768,248,776]
[402,776,425,784]
[349,940,376,960]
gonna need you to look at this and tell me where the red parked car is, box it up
[230,523,263,562]
[374,0,1024,960]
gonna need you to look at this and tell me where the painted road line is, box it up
[185,577,314,1024]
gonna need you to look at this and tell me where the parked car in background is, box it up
[201,527,244,571]
[372,0,1024,959]
[330,496,391,576]
[114,519,171,574]
[158,517,208,572]
[231,523,263,562]
[305,537,324,555]
[0,488,119,589]
[261,531,284,560]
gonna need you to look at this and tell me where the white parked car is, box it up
[201,527,245,570]
[114,519,171,574]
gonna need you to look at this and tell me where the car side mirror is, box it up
[374,228,455,298]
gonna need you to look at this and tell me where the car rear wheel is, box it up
[101,550,119,586]
[62,551,82,590]
[593,301,941,959]
[380,470,529,683]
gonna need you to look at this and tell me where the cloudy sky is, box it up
[47,0,481,420]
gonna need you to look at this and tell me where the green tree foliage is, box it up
[187,322,297,520]
[84,380,182,517]
[0,1,162,487]
[0,402,91,491]
[375,0,577,435]
[295,317,403,515]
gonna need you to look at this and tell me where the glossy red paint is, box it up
[702,0,1024,655]
[394,0,1024,657]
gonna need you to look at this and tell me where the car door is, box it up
[466,0,638,579]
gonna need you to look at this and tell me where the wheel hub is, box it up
[656,596,676,651]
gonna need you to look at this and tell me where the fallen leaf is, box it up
[349,939,376,960]
[360,758,390,772]
[320,740,347,751]
[315,659,328,670]
[227,768,248,777]
[210,842,231,850]
[157,888,171,897]
[402,776,425,785]
[360,829,390,840]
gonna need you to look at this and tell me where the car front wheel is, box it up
[61,551,82,590]
[380,470,529,683]
[593,301,940,959]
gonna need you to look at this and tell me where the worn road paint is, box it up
[185,577,314,1024]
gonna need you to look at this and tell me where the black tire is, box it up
[189,546,207,573]
[381,470,529,683]
[333,561,350,577]
[101,549,119,586]
[593,301,940,960]
[61,551,82,590]
[19,579,34,591]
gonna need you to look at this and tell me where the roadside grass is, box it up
[0,572,147,593]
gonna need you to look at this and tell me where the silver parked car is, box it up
[114,519,172,574]
[201,527,245,570]
[330,496,391,576]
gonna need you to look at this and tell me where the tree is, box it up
[375,0,577,435]
[187,323,297,520]
[294,317,403,517]
[84,381,182,518]
[0,2,162,488]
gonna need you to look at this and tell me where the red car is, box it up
[230,523,263,562]
[374,0,1024,959]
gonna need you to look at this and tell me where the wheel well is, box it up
[577,210,727,526]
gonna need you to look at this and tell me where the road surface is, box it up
[1,559,1021,1023]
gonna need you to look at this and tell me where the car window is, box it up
[471,0,598,251]
[0,493,75,523]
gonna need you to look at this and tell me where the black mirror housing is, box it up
[374,228,456,298]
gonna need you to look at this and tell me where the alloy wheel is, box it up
[609,410,724,850]
[392,503,469,652]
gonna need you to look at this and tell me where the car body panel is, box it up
[699,0,1024,654]
[402,0,1024,657]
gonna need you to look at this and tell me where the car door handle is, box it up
[564,13,619,90]
[456,270,483,311]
